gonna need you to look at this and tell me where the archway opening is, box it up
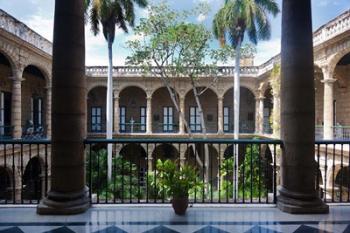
[87,86,107,133]
[23,157,42,201]
[119,86,147,133]
[22,65,47,138]
[151,87,179,133]
[223,87,255,133]
[184,87,218,133]
[0,167,12,201]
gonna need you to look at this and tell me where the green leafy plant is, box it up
[155,159,201,199]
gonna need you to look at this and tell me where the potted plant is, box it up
[156,159,199,215]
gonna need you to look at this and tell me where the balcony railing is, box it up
[119,123,146,133]
[1,138,349,205]
[333,126,350,140]
[315,140,350,203]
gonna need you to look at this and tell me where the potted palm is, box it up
[156,159,199,215]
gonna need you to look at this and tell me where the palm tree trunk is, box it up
[37,0,89,214]
[106,33,113,181]
[233,38,241,201]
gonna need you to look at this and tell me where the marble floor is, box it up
[0,205,350,232]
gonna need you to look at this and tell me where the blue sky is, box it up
[0,0,349,66]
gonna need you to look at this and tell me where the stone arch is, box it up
[151,87,180,133]
[223,87,256,133]
[222,84,256,99]
[119,144,147,170]
[21,65,47,134]
[328,43,350,77]
[87,86,107,133]
[0,166,13,200]
[87,83,107,94]
[119,86,147,133]
[0,50,15,76]
[22,156,43,200]
[0,46,18,73]
[184,87,218,133]
[118,84,147,97]
[152,143,179,165]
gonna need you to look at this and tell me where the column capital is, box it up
[321,78,337,84]
[255,96,265,101]
[146,96,152,101]
[9,76,24,82]
[217,96,224,101]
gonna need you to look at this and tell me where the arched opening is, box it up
[185,87,218,133]
[23,157,42,201]
[314,65,324,139]
[87,86,107,133]
[223,87,255,133]
[335,166,350,201]
[22,65,47,138]
[333,53,350,139]
[152,143,179,165]
[263,88,273,134]
[0,52,13,138]
[0,167,12,201]
[151,87,179,133]
[119,86,147,133]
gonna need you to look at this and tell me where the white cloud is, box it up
[254,38,281,65]
[313,0,340,7]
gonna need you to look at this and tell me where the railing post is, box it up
[37,0,90,214]
[277,0,328,214]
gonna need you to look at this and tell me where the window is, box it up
[91,107,102,132]
[224,106,230,132]
[163,107,173,132]
[32,97,43,129]
[189,106,201,132]
[119,106,126,132]
[140,107,146,132]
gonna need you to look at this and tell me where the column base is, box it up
[277,188,329,214]
[37,186,90,215]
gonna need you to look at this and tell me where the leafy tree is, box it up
[85,0,148,180]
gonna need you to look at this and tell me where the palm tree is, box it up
[213,0,279,199]
[85,0,147,180]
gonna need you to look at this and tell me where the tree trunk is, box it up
[233,38,241,201]
[106,33,113,181]
[37,0,89,214]
[277,0,328,214]
[191,80,209,189]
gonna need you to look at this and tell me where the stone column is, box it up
[10,70,23,139]
[277,0,328,213]
[272,94,281,138]
[37,0,89,214]
[45,85,52,138]
[179,97,185,134]
[321,70,336,140]
[146,96,152,134]
[217,96,223,134]
[113,94,120,134]
[255,96,264,134]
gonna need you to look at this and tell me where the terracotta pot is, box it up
[172,197,189,215]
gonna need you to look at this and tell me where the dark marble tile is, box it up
[93,226,127,233]
[0,227,24,233]
[42,226,76,233]
[193,225,230,233]
[293,225,331,233]
[244,225,282,233]
[343,225,350,233]
[143,225,180,233]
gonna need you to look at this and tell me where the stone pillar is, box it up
[217,96,224,134]
[321,70,336,140]
[10,70,23,139]
[37,0,89,214]
[277,0,328,214]
[114,94,120,134]
[255,96,264,134]
[45,85,52,138]
[146,96,152,134]
[179,97,185,134]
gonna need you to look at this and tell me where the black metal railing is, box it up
[0,139,50,204]
[315,140,350,203]
[84,138,281,204]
